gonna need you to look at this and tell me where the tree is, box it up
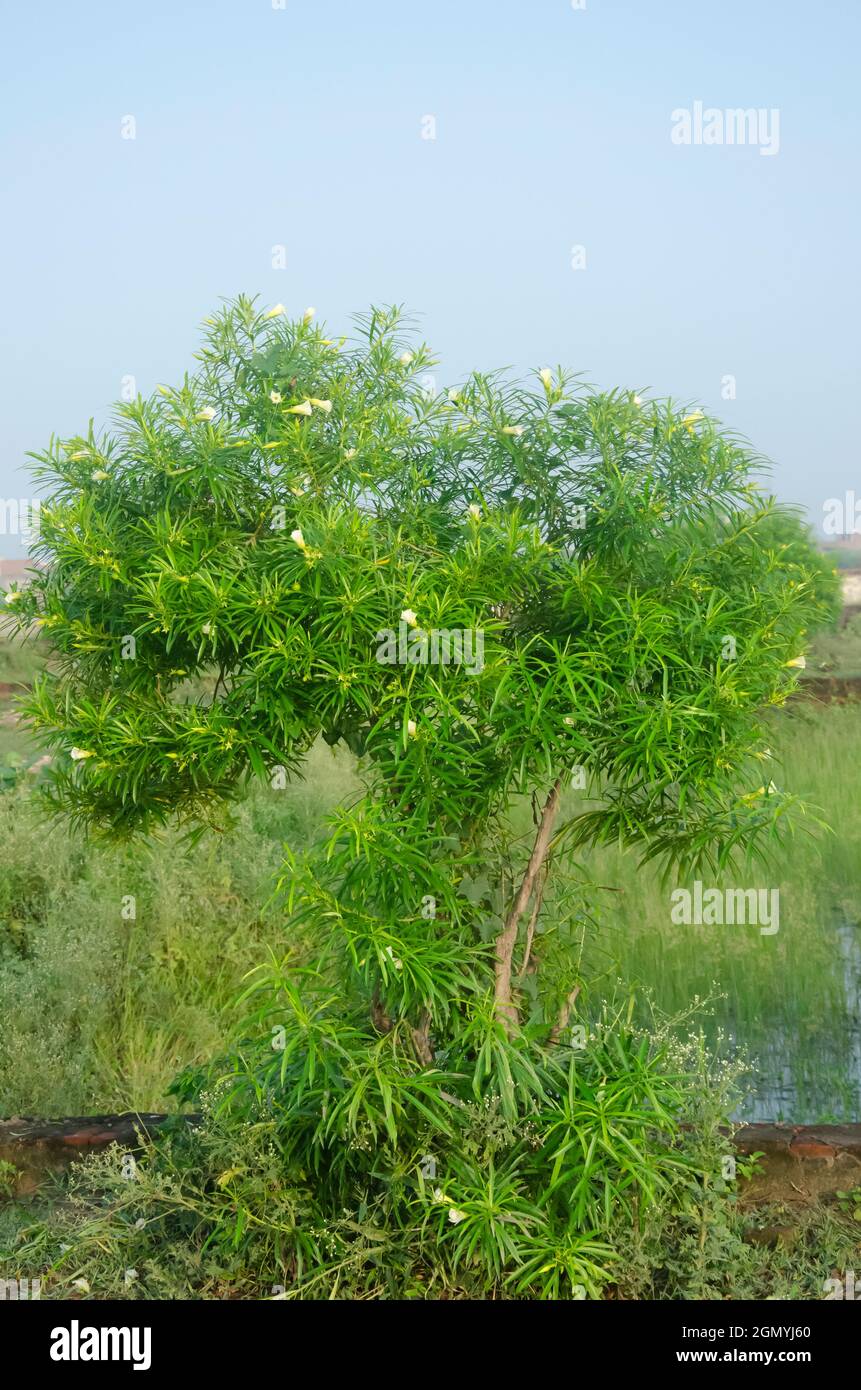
[2,298,832,1295]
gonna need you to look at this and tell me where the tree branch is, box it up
[518,863,548,978]
[494,774,564,1036]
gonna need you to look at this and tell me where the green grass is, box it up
[0,629,47,689]
[0,742,359,1114]
[575,698,861,1120]
[802,611,861,679]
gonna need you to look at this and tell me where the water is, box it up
[728,919,861,1122]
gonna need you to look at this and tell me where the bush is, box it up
[2,298,834,1297]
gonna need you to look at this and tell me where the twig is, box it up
[549,984,581,1045]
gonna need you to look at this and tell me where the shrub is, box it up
[2,298,832,1295]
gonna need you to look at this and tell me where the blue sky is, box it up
[1,0,858,553]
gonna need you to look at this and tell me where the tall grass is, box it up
[0,742,358,1113]
[577,700,861,1120]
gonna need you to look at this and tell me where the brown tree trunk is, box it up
[493,774,564,1035]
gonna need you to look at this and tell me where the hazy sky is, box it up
[1,0,858,554]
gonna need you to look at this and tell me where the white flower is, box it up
[202,622,212,636]
[91,469,110,482]
[539,367,553,388]
[343,447,357,460]
[633,394,643,407]
[69,747,94,761]
[384,945,403,971]
[399,351,414,366]
[400,609,418,627]
[4,589,21,605]
[264,304,285,319]
[71,1278,91,1293]
[468,504,482,519]
[407,719,417,738]
[290,529,306,549]
[432,1187,445,1203]
[448,387,460,402]
[269,391,283,404]
[286,400,313,416]
[303,306,316,324]
[502,425,524,437]
[196,406,216,421]
[309,398,332,413]
[447,1209,467,1225]
[786,654,806,669]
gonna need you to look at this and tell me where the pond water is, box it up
[726,918,861,1122]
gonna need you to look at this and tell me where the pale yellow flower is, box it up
[196,406,216,422]
[633,394,643,407]
[290,529,306,549]
[303,306,316,324]
[447,1209,467,1225]
[309,398,332,413]
[401,609,418,627]
[407,719,418,738]
[70,747,94,761]
[91,470,110,482]
[269,391,283,404]
[4,590,21,605]
[785,655,806,669]
[468,504,482,519]
[399,351,414,366]
[286,400,313,417]
[343,447,357,460]
[502,425,524,437]
[264,304,285,319]
[539,368,553,389]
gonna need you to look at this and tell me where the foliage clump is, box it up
[2,298,836,1296]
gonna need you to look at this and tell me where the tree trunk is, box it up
[493,774,564,1035]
